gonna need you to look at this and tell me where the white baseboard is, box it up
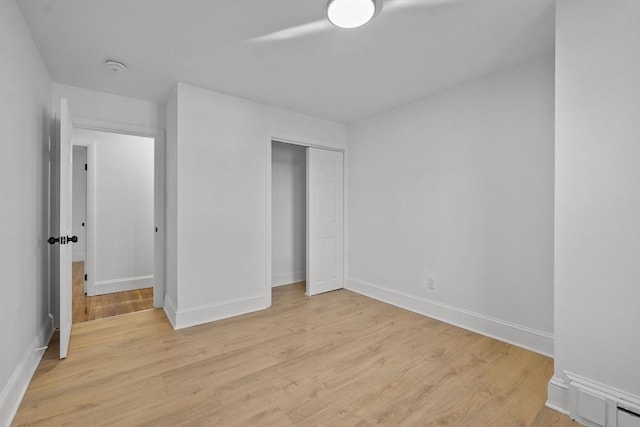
[546,376,571,416]
[167,294,267,330]
[163,295,178,329]
[346,277,554,357]
[548,373,640,423]
[563,372,640,426]
[72,252,85,262]
[0,314,54,427]
[94,275,153,295]
[272,271,305,287]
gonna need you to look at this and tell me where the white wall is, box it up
[164,86,178,320]
[549,0,640,420]
[72,146,87,262]
[271,142,306,287]
[73,128,155,294]
[347,56,555,356]
[165,82,347,328]
[52,83,162,133]
[0,1,53,425]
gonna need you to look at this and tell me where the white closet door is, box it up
[306,147,344,296]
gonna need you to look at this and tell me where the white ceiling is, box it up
[17,0,555,123]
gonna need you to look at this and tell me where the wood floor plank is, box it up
[13,283,578,426]
[71,261,153,323]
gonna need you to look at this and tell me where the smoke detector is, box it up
[104,59,127,72]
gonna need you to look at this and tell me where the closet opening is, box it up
[271,141,307,299]
[267,137,345,307]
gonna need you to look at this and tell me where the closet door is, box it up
[306,147,344,296]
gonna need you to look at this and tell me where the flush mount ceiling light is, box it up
[327,0,376,29]
[104,59,127,73]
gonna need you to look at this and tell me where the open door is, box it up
[306,147,344,296]
[48,98,74,358]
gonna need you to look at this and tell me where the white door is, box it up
[58,98,74,358]
[306,147,344,296]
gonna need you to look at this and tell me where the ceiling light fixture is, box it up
[327,0,376,29]
[104,59,127,73]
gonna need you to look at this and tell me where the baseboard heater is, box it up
[567,373,640,427]
[617,406,640,427]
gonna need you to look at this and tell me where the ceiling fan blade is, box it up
[384,0,460,13]
[249,0,457,43]
[250,19,331,43]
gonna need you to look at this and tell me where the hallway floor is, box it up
[72,261,153,323]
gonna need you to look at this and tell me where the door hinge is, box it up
[84,274,87,281]
[84,163,87,171]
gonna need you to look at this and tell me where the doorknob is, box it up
[46,236,77,244]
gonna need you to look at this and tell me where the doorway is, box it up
[71,128,155,323]
[267,137,345,306]
[271,142,307,299]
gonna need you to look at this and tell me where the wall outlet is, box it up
[427,277,435,290]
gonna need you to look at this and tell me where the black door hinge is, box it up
[84,163,87,171]
[84,274,87,281]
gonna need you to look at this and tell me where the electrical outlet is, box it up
[427,277,435,290]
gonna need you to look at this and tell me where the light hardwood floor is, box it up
[72,261,153,323]
[14,283,577,426]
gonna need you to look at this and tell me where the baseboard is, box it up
[0,314,54,427]
[94,275,153,295]
[272,271,305,287]
[170,294,267,330]
[346,277,554,357]
[163,295,177,329]
[546,376,571,415]
[72,252,85,262]
[564,372,640,426]
[565,372,640,411]
[547,370,640,425]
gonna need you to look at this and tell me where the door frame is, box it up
[264,133,347,308]
[72,118,166,308]
[70,141,95,295]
